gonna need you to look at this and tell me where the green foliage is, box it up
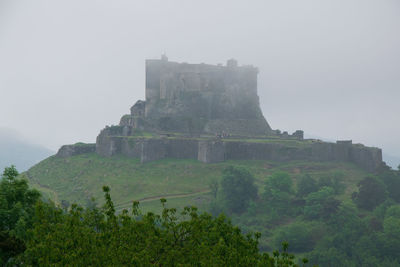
[2,165,19,180]
[379,169,400,202]
[0,166,41,264]
[262,172,295,215]
[352,176,388,210]
[29,154,392,265]
[380,204,400,258]
[296,174,318,198]
[317,171,345,195]
[306,247,353,267]
[220,166,258,214]
[27,155,368,214]
[22,187,304,266]
[209,179,219,199]
[273,222,320,253]
[385,204,400,218]
[304,187,340,220]
[265,171,293,193]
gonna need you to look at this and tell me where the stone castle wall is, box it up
[92,134,383,173]
[80,57,385,174]
[142,58,271,135]
[56,143,96,158]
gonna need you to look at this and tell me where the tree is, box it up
[317,172,345,195]
[0,166,40,265]
[22,186,305,266]
[352,176,387,210]
[273,222,317,253]
[265,171,293,194]
[209,179,219,199]
[297,174,318,198]
[263,172,295,215]
[304,187,340,220]
[220,166,258,214]
[379,170,400,202]
[381,215,400,258]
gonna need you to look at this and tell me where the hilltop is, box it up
[26,152,400,266]
[23,57,399,265]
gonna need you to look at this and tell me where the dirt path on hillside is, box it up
[114,189,211,210]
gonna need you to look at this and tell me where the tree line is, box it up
[208,164,400,266]
[0,166,311,266]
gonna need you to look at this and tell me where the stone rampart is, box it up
[56,143,96,158]
[141,139,167,163]
[94,135,383,173]
[198,140,225,163]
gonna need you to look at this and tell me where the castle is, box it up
[120,56,271,136]
[57,56,384,173]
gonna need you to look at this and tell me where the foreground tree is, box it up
[22,186,307,266]
[0,166,40,265]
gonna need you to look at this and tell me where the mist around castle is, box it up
[1,56,399,266]
[1,1,400,266]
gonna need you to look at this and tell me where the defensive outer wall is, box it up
[57,136,383,173]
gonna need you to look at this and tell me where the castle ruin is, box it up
[120,56,272,136]
[57,56,384,173]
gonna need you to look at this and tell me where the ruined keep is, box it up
[120,56,272,136]
[57,56,385,173]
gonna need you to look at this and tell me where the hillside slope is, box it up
[27,153,400,266]
[26,153,368,213]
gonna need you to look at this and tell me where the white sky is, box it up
[0,0,399,161]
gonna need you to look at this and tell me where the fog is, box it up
[0,1,399,165]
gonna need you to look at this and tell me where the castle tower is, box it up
[144,58,271,135]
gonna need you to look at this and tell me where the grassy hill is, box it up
[26,153,400,265]
[26,153,367,213]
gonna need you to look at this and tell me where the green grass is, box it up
[26,153,368,213]
[25,153,371,257]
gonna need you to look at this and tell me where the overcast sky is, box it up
[0,0,399,162]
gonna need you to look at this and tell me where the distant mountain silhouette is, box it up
[0,128,54,173]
